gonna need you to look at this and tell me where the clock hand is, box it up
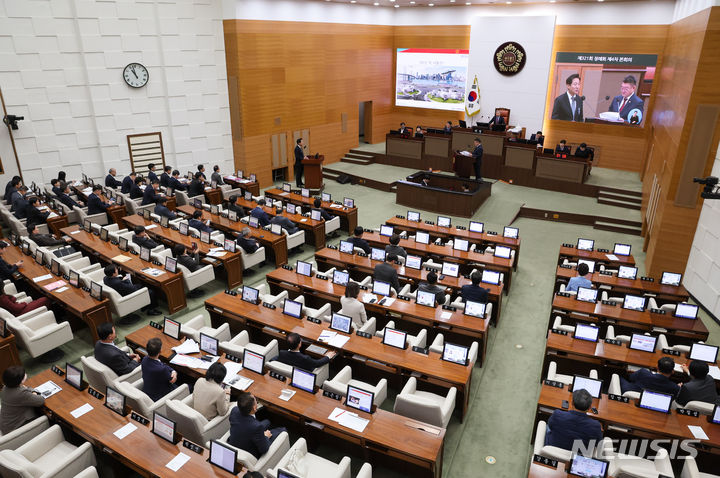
[131,67,138,79]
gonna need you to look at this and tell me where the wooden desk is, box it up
[385,217,521,267]
[123,215,243,289]
[61,225,187,314]
[550,294,709,341]
[223,175,260,196]
[40,206,70,237]
[265,268,490,364]
[313,247,504,324]
[536,156,590,183]
[360,232,515,291]
[395,173,491,218]
[558,245,636,267]
[3,244,111,342]
[235,197,326,250]
[176,205,288,266]
[25,369,237,478]
[264,188,359,233]
[203,187,223,205]
[554,266,690,302]
[0,334,21,386]
[125,325,446,478]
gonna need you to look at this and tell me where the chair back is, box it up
[394,394,443,427]
[81,355,119,391]
[0,450,38,478]
[114,380,154,417]
[165,399,208,444]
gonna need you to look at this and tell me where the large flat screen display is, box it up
[549,52,657,126]
[395,48,469,112]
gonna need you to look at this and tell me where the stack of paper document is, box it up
[318,330,337,343]
[361,293,376,303]
[227,375,254,391]
[328,407,369,432]
[33,274,53,283]
[35,381,62,398]
[141,268,165,277]
[605,254,619,261]
[71,403,93,418]
[145,224,157,230]
[225,175,237,181]
[169,354,218,370]
[708,365,720,380]
[44,280,67,291]
[172,339,199,354]
[223,361,244,380]
[382,297,396,307]
[47,212,58,219]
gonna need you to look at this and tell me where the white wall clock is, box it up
[123,63,149,88]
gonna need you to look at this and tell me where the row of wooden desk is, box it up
[558,244,636,267]
[263,188,359,233]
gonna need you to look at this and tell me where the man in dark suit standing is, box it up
[228,393,287,459]
[105,168,122,188]
[94,323,140,376]
[488,113,506,127]
[276,333,333,371]
[460,272,489,304]
[472,138,483,181]
[294,138,306,187]
[373,253,401,294]
[544,389,603,451]
[675,360,718,406]
[608,75,644,122]
[620,357,680,396]
[103,264,161,315]
[121,171,136,194]
[551,73,583,122]
[87,185,110,215]
[250,199,272,227]
[159,166,172,188]
[142,180,162,206]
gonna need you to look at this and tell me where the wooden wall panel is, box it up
[542,25,668,172]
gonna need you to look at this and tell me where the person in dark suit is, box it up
[187,172,205,198]
[142,180,162,206]
[620,357,680,396]
[270,215,299,235]
[228,393,287,459]
[94,323,140,376]
[488,113,506,126]
[28,224,69,247]
[211,165,224,185]
[159,166,172,188]
[105,168,122,188]
[189,210,213,234]
[461,272,490,304]
[147,163,159,183]
[545,389,603,451]
[472,138,483,181]
[417,271,447,305]
[129,177,145,200]
[347,226,371,254]
[225,195,246,218]
[56,182,83,209]
[154,196,177,219]
[103,264,161,315]
[555,140,571,156]
[87,185,110,215]
[276,333,332,371]
[132,225,159,250]
[120,171,136,194]
[141,337,177,401]
[11,187,29,219]
[608,75,644,122]
[374,253,401,295]
[551,73,583,122]
[25,197,50,225]
[197,165,207,181]
[529,131,545,146]
[50,178,63,197]
[414,125,424,138]
[168,170,186,192]
[235,228,259,254]
[4,176,22,204]
[384,234,406,259]
[574,143,594,161]
[399,122,410,135]
[0,242,22,281]
[312,198,333,221]
[250,199,272,227]
[173,243,201,273]
[443,121,453,133]
[294,138,306,187]
[675,360,719,406]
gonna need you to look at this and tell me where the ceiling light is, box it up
[351,0,356,3]
[429,2,434,5]
[598,0,604,2]
[549,0,556,2]
[410,1,415,3]
[506,1,512,3]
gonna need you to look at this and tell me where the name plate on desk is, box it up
[562,243,575,248]
[397,295,411,301]
[604,339,622,346]
[533,454,558,468]
[131,412,150,425]
[544,379,564,389]
[602,300,618,306]
[182,439,204,454]
[359,285,368,290]
[412,346,429,355]
[269,371,286,382]
[641,276,655,282]
[424,221,434,225]
[149,321,163,330]
[597,248,610,253]
[550,329,568,336]
[306,317,322,324]
[328,245,338,250]
[609,394,630,403]
[323,390,342,401]
[363,228,373,233]
[224,289,237,296]
[455,225,466,230]
[87,387,104,400]
[262,302,276,309]
[225,353,241,363]
[395,215,405,219]
[441,305,457,312]
[599,271,614,276]
[662,348,681,356]
[677,408,700,417]
[559,264,573,269]
[357,252,367,257]
[650,308,667,315]
[316,275,328,280]
[356,331,372,339]
[487,231,498,236]
[557,292,572,297]
[282,264,294,271]
[51,365,65,376]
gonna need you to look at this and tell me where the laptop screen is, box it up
[613,243,631,256]
[463,300,486,318]
[65,362,83,390]
[442,342,469,365]
[283,299,303,319]
[301,188,310,198]
[623,295,646,312]
[371,248,386,262]
[209,440,237,474]
[577,238,594,251]
[577,259,595,273]
[332,270,349,286]
[152,412,176,443]
[164,256,177,273]
[69,270,80,288]
[242,350,264,374]
[346,385,374,413]
[228,210,238,222]
[503,227,519,239]
[568,455,608,478]
[249,216,259,228]
[244,191,252,201]
[90,282,103,300]
[617,266,637,280]
[453,239,469,252]
[573,323,600,342]
[407,211,420,222]
[481,270,500,285]
[689,343,719,363]
[224,239,236,252]
[339,241,354,254]
[343,197,354,208]
[441,262,459,278]
[405,255,422,270]
[140,247,150,262]
[576,287,598,303]
[674,303,698,319]
[105,386,126,416]
[311,209,321,221]
[469,221,484,233]
[291,367,315,393]
[0,317,5,339]
[416,290,436,307]
[572,375,602,399]
[200,230,210,244]
[380,225,393,237]
[415,231,430,244]
[629,334,657,353]
[179,222,189,236]
[494,246,511,258]
[330,313,352,334]
[100,227,109,241]
[296,260,312,277]
[199,333,219,355]
[163,317,181,340]
[638,390,672,413]
[242,286,259,304]
[372,280,391,297]
[660,272,682,286]
[437,216,451,228]
[382,327,407,349]
[322,193,331,202]
[282,183,291,192]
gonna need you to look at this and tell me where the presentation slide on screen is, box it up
[395,48,469,112]
[548,52,658,126]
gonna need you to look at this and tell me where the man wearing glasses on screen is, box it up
[609,75,644,122]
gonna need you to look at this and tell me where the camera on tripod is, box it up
[694,176,720,199]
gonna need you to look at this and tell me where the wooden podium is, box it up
[453,151,475,178]
[302,155,325,191]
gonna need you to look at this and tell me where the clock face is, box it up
[123,63,149,88]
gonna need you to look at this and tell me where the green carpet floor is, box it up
[17,163,720,478]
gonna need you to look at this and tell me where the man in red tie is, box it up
[609,75,644,122]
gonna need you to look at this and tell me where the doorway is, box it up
[359,101,372,143]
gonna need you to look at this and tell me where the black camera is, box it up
[694,176,720,199]
[3,115,24,130]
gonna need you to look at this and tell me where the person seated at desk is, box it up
[385,233,407,259]
[250,199,272,227]
[340,281,367,330]
[28,223,70,247]
[197,164,207,181]
[0,242,23,281]
[57,170,66,183]
[105,168,122,188]
[132,225,160,250]
[545,389,602,451]
[211,165,224,186]
[348,226,371,254]
[676,360,719,407]
[0,290,50,317]
[141,337,178,401]
[461,183,471,193]
[193,362,230,420]
[235,228,259,254]
[94,322,140,376]
[417,271,447,305]
[566,262,592,293]
[574,143,593,161]
[159,165,173,188]
[530,131,545,146]
[226,195,246,218]
[187,172,206,198]
[270,215,299,235]
[188,209,213,235]
[461,271,489,304]
[142,180,162,206]
[488,113,506,127]
[154,196,177,220]
[620,357,679,397]
[5,176,22,204]
[87,184,111,215]
[443,121,453,133]
[399,122,410,135]
[374,253,401,295]
[420,175,431,187]
[168,170,187,192]
[104,264,161,316]
[555,140,571,156]
[277,333,332,371]
[147,163,159,183]
[50,178,62,197]
[129,177,145,200]
[56,182,83,209]
[312,198,333,221]
[173,243,202,273]
[120,170,136,194]
[0,366,45,435]
[414,125,424,138]
[11,186,29,218]
[228,392,287,459]
[25,197,50,225]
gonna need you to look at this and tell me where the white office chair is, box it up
[375,321,427,348]
[356,316,377,335]
[0,425,96,478]
[5,311,73,361]
[74,467,100,478]
[219,334,279,360]
[533,420,583,462]
[267,356,330,387]
[291,295,331,322]
[356,463,373,478]
[257,284,288,306]
[557,283,577,296]
[545,361,598,386]
[393,377,456,428]
[73,205,109,226]
[216,430,290,474]
[177,261,215,295]
[82,268,151,320]
[0,415,49,452]
[551,316,576,333]
[267,438,351,478]
[596,437,675,478]
[283,228,305,251]
[112,379,190,418]
[674,400,716,415]
[325,215,341,237]
[180,314,231,343]
[422,259,442,272]
[240,243,266,271]
[322,365,388,407]
[656,333,692,354]
[165,395,234,445]
[680,455,720,478]
[80,354,142,392]
[353,247,366,255]
[428,335,479,366]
